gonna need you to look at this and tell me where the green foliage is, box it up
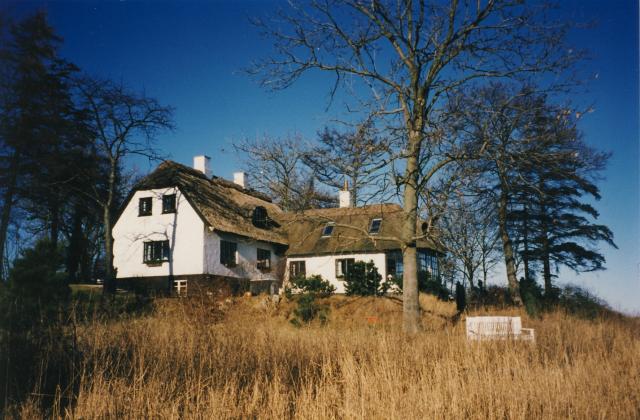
[288,274,336,297]
[519,277,545,318]
[391,270,449,300]
[1,239,70,332]
[291,293,329,327]
[287,275,333,326]
[559,285,611,320]
[344,260,390,296]
[0,239,77,413]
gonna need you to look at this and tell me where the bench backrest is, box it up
[466,316,522,339]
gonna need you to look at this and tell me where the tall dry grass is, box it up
[8,294,640,419]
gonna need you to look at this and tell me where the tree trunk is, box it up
[522,203,530,281]
[102,164,116,294]
[498,189,522,305]
[0,152,20,282]
[401,131,421,334]
[539,201,552,295]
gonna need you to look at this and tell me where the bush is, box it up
[519,277,544,317]
[287,275,333,326]
[558,285,611,319]
[291,293,329,326]
[344,261,390,296]
[0,239,77,413]
[391,270,449,300]
[288,275,336,297]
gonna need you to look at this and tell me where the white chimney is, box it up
[193,155,212,177]
[339,179,351,208]
[233,171,246,188]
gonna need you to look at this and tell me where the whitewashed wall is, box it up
[286,253,388,294]
[113,187,205,278]
[204,230,282,281]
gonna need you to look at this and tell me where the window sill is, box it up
[162,210,176,214]
[138,213,152,217]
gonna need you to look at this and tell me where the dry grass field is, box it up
[8,294,640,419]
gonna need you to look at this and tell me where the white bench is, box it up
[466,316,535,341]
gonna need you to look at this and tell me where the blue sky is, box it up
[5,1,639,313]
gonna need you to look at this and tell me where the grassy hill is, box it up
[5,293,640,419]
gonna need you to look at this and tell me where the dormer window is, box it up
[369,218,382,234]
[162,194,176,214]
[252,206,268,228]
[321,223,335,237]
[139,197,152,216]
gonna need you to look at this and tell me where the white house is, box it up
[112,156,441,295]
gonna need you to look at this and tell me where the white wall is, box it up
[113,187,205,278]
[286,253,388,294]
[204,230,282,281]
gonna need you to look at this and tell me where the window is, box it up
[289,260,306,279]
[220,240,237,267]
[335,258,355,278]
[257,248,271,271]
[139,197,152,216]
[386,251,403,278]
[143,240,170,263]
[321,223,335,237]
[173,279,187,296]
[252,206,268,228]
[369,218,382,234]
[162,194,176,214]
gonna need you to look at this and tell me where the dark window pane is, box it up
[220,240,237,267]
[257,248,271,271]
[143,240,170,263]
[289,261,306,278]
[162,194,176,213]
[369,218,382,234]
[139,197,152,216]
[322,223,334,237]
[336,258,355,278]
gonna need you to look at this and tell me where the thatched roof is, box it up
[120,161,442,254]
[128,161,288,245]
[280,204,442,256]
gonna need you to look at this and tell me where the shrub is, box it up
[344,260,390,296]
[519,277,544,317]
[391,270,449,300]
[559,285,610,319]
[287,275,333,326]
[288,275,336,297]
[291,293,329,326]
[0,239,77,413]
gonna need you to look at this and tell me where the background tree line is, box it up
[247,0,617,331]
[0,11,173,290]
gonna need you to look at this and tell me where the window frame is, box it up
[335,258,355,279]
[369,218,382,234]
[289,260,306,279]
[321,223,335,237]
[220,240,238,267]
[162,194,177,214]
[138,197,152,216]
[173,279,187,297]
[257,248,271,271]
[143,240,170,264]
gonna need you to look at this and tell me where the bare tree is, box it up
[76,77,173,293]
[438,192,499,289]
[304,119,391,206]
[234,134,335,211]
[251,0,578,332]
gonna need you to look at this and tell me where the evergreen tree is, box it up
[513,104,616,296]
